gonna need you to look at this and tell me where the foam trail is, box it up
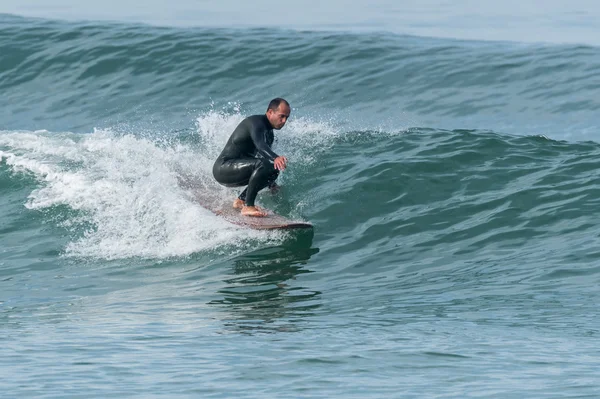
[0,109,343,259]
[0,129,276,260]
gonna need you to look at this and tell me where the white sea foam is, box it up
[0,128,279,260]
[0,109,339,259]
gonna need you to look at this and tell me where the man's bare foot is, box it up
[241,205,268,217]
[233,198,245,209]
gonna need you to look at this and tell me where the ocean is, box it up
[1,2,600,397]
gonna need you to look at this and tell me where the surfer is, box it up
[212,98,290,217]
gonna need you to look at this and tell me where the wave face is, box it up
[2,14,600,399]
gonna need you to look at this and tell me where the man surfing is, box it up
[212,98,290,217]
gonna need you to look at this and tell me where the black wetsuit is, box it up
[212,114,280,207]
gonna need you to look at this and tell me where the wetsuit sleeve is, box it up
[249,121,279,162]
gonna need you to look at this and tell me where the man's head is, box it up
[266,98,290,130]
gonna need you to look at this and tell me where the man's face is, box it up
[267,104,291,130]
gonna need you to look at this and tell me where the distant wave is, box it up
[1,14,599,138]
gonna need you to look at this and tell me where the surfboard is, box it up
[184,183,312,230]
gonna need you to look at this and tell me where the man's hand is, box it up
[274,156,287,171]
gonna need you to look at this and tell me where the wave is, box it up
[1,14,599,139]
[2,108,600,260]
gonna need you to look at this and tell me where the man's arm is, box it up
[249,120,279,162]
